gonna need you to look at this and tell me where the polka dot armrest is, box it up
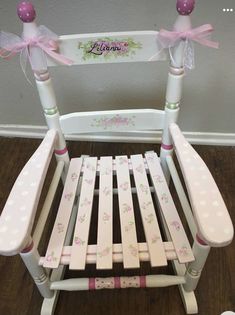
[0,130,57,255]
[169,123,234,247]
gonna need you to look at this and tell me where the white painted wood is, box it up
[1,124,235,146]
[50,275,185,291]
[43,158,83,268]
[151,183,198,314]
[161,107,180,147]
[60,109,165,134]
[33,161,65,248]
[170,123,234,247]
[171,16,192,68]
[46,114,67,150]
[160,105,179,182]
[145,152,194,264]
[39,241,177,266]
[166,155,197,239]
[115,156,140,269]
[36,79,57,110]
[159,147,172,185]
[20,240,53,298]
[41,204,82,315]
[96,157,113,269]
[40,250,176,265]
[93,186,155,195]
[64,241,175,255]
[41,165,85,315]
[51,278,89,291]
[166,73,184,104]
[184,239,210,292]
[131,154,167,267]
[46,31,166,67]
[0,130,57,256]
[146,275,185,287]
[70,157,97,270]
[22,22,47,73]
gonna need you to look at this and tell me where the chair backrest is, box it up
[22,5,192,140]
[2,1,196,165]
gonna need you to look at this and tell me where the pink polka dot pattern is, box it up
[176,0,195,15]
[0,130,57,255]
[17,1,36,23]
[170,123,234,247]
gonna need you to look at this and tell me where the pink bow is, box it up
[156,24,219,70]
[0,25,73,80]
[158,24,219,49]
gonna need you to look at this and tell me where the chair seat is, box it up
[40,152,194,270]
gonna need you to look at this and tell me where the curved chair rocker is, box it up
[0,1,233,314]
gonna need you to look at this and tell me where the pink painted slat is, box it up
[169,123,233,246]
[69,157,97,270]
[116,156,140,269]
[131,154,167,267]
[145,152,194,264]
[43,158,83,268]
[96,157,113,269]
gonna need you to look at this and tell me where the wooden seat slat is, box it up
[43,158,83,268]
[69,157,97,270]
[96,157,113,269]
[116,156,140,269]
[131,154,167,267]
[145,152,194,264]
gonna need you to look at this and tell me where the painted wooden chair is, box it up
[0,1,233,314]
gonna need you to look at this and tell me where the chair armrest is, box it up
[0,130,57,256]
[169,123,233,247]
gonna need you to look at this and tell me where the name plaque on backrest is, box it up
[47,31,167,66]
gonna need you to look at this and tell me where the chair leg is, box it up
[184,234,210,292]
[41,266,65,315]
[20,240,53,299]
[169,250,198,314]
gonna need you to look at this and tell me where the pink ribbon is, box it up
[0,25,73,81]
[158,24,219,49]
[156,24,219,70]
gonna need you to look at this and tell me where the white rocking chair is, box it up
[0,1,233,314]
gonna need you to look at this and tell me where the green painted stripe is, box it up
[44,107,58,115]
[166,102,179,110]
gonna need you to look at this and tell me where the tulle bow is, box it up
[155,24,219,70]
[0,25,73,81]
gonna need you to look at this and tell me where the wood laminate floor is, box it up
[0,137,234,315]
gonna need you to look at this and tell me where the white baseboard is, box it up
[0,124,235,146]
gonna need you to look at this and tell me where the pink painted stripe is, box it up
[196,234,208,246]
[161,143,173,150]
[89,278,96,290]
[54,147,68,155]
[114,277,121,289]
[139,276,146,288]
[21,241,34,253]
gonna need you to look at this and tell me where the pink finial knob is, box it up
[17,1,36,23]
[176,0,195,15]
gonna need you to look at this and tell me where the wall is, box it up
[0,0,235,138]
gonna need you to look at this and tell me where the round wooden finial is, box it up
[176,0,195,15]
[17,1,36,23]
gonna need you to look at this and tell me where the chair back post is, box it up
[160,0,195,183]
[17,1,70,178]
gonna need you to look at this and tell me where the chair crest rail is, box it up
[47,31,167,67]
